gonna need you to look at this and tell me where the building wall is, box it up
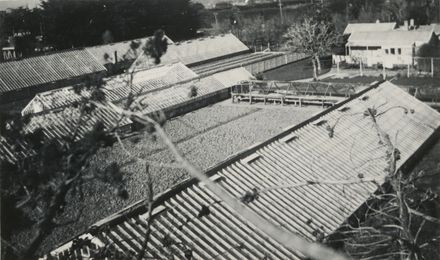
[345,46,417,68]
[244,53,306,74]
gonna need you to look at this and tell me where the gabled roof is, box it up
[347,30,435,47]
[132,67,254,115]
[0,49,106,94]
[0,136,36,164]
[134,34,250,70]
[21,62,198,115]
[343,22,397,35]
[23,105,132,142]
[46,81,440,259]
[85,35,174,66]
[0,104,132,164]
[13,67,251,159]
[416,23,440,35]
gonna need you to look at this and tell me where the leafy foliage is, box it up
[1,0,204,51]
[0,103,128,259]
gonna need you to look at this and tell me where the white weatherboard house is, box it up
[346,30,437,68]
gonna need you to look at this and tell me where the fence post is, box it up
[383,66,386,80]
[360,60,363,76]
[337,61,340,74]
[431,58,434,78]
[407,63,410,78]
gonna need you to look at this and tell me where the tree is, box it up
[0,29,171,260]
[284,17,336,81]
[0,94,127,259]
[38,0,204,50]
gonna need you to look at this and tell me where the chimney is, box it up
[410,18,415,29]
[404,20,409,30]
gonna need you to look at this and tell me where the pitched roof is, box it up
[12,67,251,162]
[343,22,397,35]
[21,62,198,115]
[0,49,106,94]
[132,67,254,115]
[85,36,174,66]
[416,23,440,35]
[134,34,250,70]
[0,136,36,164]
[347,30,435,47]
[45,81,440,259]
[24,105,132,142]
[0,105,132,163]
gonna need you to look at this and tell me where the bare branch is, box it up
[93,101,350,260]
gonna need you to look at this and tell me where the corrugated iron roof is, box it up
[10,68,251,164]
[0,136,37,164]
[132,67,254,115]
[134,34,250,70]
[343,22,397,35]
[21,62,198,115]
[1,105,132,163]
[86,35,174,66]
[24,105,132,142]
[45,81,440,259]
[0,49,106,94]
[191,52,284,76]
[347,30,435,47]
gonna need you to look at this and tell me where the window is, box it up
[385,49,389,54]
[391,48,395,55]
[398,48,402,55]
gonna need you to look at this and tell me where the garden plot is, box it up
[36,101,322,253]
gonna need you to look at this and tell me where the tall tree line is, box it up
[328,0,440,26]
[1,0,205,52]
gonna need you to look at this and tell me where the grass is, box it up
[262,56,332,81]
[323,75,440,88]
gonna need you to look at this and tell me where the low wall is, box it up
[244,53,308,75]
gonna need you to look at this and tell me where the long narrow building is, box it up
[44,81,440,259]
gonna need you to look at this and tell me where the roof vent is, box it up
[242,153,261,164]
[280,133,298,143]
[140,205,166,220]
[338,106,350,112]
[314,119,328,126]
[200,174,225,187]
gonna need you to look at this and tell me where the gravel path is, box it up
[23,101,323,253]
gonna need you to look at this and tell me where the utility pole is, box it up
[213,12,219,29]
[278,0,284,24]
